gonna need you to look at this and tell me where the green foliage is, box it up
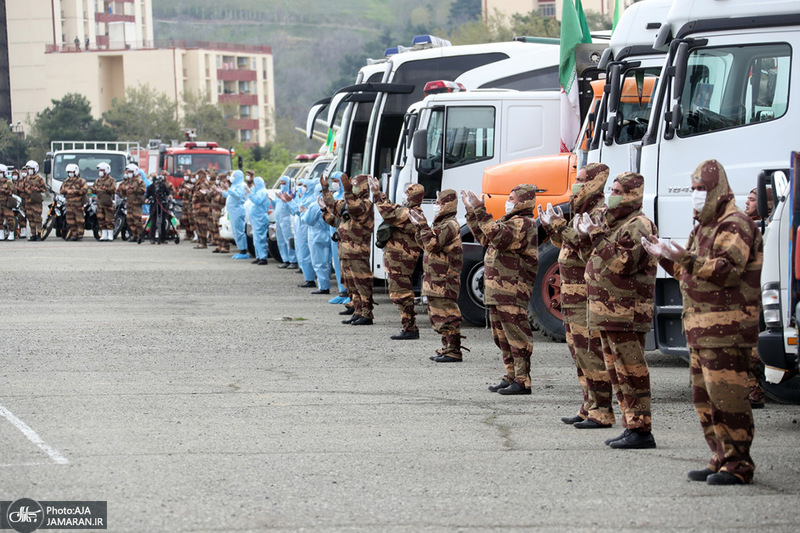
[181,91,237,147]
[510,11,562,39]
[584,10,613,31]
[235,142,293,188]
[0,127,33,169]
[448,0,482,26]
[102,84,183,145]
[28,93,116,162]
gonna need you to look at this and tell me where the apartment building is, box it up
[5,0,275,145]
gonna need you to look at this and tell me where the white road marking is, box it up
[0,405,69,465]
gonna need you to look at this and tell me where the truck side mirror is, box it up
[608,64,622,115]
[672,42,689,99]
[43,159,51,175]
[405,114,419,149]
[412,129,428,160]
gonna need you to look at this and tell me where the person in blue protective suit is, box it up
[274,176,297,268]
[224,169,250,259]
[248,176,272,265]
[289,178,317,287]
[321,172,350,305]
[140,169,151,216]
[303,181,333,294]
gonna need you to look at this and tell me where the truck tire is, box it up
[528,241,566,342]
[458,242,487,327]
[761,373,800,405]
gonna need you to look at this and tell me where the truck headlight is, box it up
[762,283,781,329]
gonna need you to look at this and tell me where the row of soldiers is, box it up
[314,160,761,486]
[0,162,47,240]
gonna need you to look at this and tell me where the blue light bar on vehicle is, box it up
[412,35,452,48]
[385,47,400,56]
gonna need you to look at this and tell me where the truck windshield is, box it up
[169,153,232,175]
[54,153,127,182]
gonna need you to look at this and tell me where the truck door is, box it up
[654,37,794,243]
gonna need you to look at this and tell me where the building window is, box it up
[540,1,556,17]
[239,105,251,117]
[238,81,251,94]
[240,130,252,142]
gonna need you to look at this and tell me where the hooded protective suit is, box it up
[225,169,250,255]
[659,159,761,483]
[584,171,657,440]
[274,176,297,264]
[290,178,316,282]
[542,164,614,424]
[466,184,538,386]
[321,172,348,300]
[249,177,272,261]
[302,181,332,290]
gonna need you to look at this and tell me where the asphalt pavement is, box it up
[1,235,798,532]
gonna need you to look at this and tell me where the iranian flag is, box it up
[559,0,592,153]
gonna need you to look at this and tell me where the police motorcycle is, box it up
[139,175,180,244]
[112,195,130,241]
[39,188,67,240]
[1,194,24,240]
[83,195,101,241]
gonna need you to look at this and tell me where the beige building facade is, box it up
[6,0,275,145]
[485,0,635,22]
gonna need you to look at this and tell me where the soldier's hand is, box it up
[641,235,664,258]
[580,212,600,235]
[340,173,351,191]
[551,204,564,221]
[406,209,426,226]
[367,176,380,193]
[317,196,325,209]
[537,204,551,225]
[662,240,686,262]
[320,175,328,190]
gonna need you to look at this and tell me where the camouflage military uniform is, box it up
[373,184,424,335]
[61,175,88,240]
[20,172,47,236]
[415,189,463,360]
[0,175,16,236]
[322,175,374,322]
[191,171,211,248]
[660,160,761,483]
[584,172,657,436]
[467,184,538,386]
[746,195,766,407]
[178,179,195,240]
[93,173,117,231]
[543,164,615,424]
[209,182,229,253]
[119,175,145,242]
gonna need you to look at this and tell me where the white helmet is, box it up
[97,162,111,174]
[25,160,39,174]
[125,163,139,173]
[66,163,80,177]
[0,164,7,178]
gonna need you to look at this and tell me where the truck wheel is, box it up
[528,242,566,342]
[762,372,800,405]
[458,243,487,327]
[268,238,282,263]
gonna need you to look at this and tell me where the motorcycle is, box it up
[82,196,101,241]
[3,194,25,240]
[39,192,67,241]
[113,196,130,241]
[139,193,180,245]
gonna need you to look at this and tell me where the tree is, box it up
[584,10,612,31]
[181,91,236,147]
[0,126,32,169]
[28,93,116,161]
[449,0,482,27]
[510,11,561,39]
[103,84,182,145]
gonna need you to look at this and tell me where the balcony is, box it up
[217,69,257,82]
[95,12,135,24]
[228,118,259,130]
[218,94,258,105]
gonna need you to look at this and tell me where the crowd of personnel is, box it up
[0,157,772,486]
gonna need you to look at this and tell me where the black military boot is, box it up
[342,315,359,324]
[706,471,743,485]
[608,429,656,449]
[687,468,715,482]
[497,382,532,395]
[351,316,373,326]
[390,330,419,340]
[605,429,632,446]
[488,377,513,392]
[573,419,612,429]
[561,415,584,425]
[434,334,463,362]
[338,306,355,316]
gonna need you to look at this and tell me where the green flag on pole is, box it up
[613,0,621,31]
[575,0,593,44]
[325,128,335,153]
[559,0,590,152]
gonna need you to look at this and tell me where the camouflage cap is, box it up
[437,188,458,219]
[352,174,371,199]
[691,159,734,224]
[573,163,609,213]
[510,184,536,215]
[607,172,644,221]
[405,183,425,207]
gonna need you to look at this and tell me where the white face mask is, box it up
[68,172,76,178]
[692,189,707,212]
[184,176,189,182]
[432,204,441,216]
[125,172,133,179]
[98,170,105,177]
[505,201,515,214]
[330,182,340,192]
[191,177,196,183]
[21,170,28,178]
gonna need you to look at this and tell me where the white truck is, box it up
[43,141,140,192]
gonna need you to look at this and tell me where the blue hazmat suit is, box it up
[140,170,151,215]
[249,177,271,261]
[327,172,348,302]
[274,176,296,264]
[225,169,250,256]
[289,178,315,282]
[301,182,332,290]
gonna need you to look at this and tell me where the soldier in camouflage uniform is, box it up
[322,173,374,325]
[20,161,47,240]
[177,173,195,241]
[408,189,464,361]
[192,170,211,249]
[744,186,769,408]
[579,172,657,448]
[210,175,229,253]
[118,165,145,243]
[463,185,537,390]
[369,176,424,340]
[93,162,116,241]
[644,159,761,485]
[0,165,16,240]
[61,164,88,241]
[540,164,615,426]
